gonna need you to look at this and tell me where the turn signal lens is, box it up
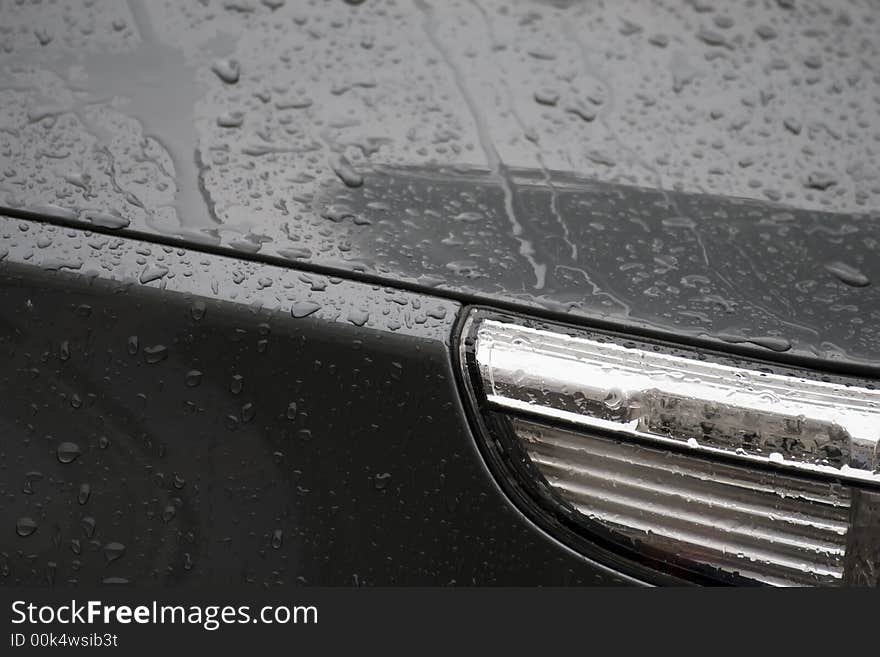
[460,311,880,586]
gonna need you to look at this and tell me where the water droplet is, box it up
[185,370,203,387]
[16,517,38,537]
[191,301,207,320]
[286,402,298,420]
[533,89,559,106]
[22,471,42,495]
[77,483,91,505]
[241,402,256,423]
[755,25,777,40]
[374,472,392,490]
[230,374,244,395]
[806,172,837,191]
[217,111,244,128]
[331,154,364,188]
[127,335,139,355]
[162,505,177,523]
[103,542,126,563]
[603,389,625,411]
[139,265,169,284]
[81,516,96,538]
[144,345,168,364]
[57,442,82,464]
[271,529,283,549]
[83,210,130,229]
[825,261,870,287]
[211,58,240,84]
[347,309,369,326]
[291,301,320,318]
[34,27,53,46]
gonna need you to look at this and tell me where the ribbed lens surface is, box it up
[512,418,852,586]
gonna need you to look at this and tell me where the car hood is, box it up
[1,0,879,373]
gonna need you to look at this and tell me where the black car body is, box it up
[1,0,879,587]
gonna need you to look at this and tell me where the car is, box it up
[1,0,879,588]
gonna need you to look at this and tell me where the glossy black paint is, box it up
[1,0,879,374]
[0,215,638,586]
[1,0,879,588]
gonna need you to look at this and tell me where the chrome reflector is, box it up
[515,418,850,587]
[474,319,880,485]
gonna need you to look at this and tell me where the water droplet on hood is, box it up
[825,261,870,287]
[291,301,321,318]
[211,58,241,84]
[331,154,364,188]
[83,210,130,230]
[139,265,169,284]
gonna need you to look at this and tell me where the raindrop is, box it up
[374,472,392,490]
[217,111,244,128]
[603,389,625,411]
[191,300,207,320]
[34,27,53,46]
[144,345,169,364]
[162,505,177,523]
[81,516,96,538]
[83,210,130,230]
[77,483,91,505]
[211,58,240,84]
[331,154,364,188]
[16,517,38,537]
[104,542,126,563]
[805,173,837,191]
[139,265,169,284]
[22,471,42,495]
[348,309,369,326]
[57,442,82,464]
[291,301,321,318]
[533,89,559,106]
[825,262,870,287]
[286,402,298,420]
[272,529,283,549]
[185,370,203,387]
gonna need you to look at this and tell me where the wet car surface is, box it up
[1,0,879,586]
[1,0,879,366]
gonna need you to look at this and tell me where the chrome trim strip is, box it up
[474,319,880,485]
